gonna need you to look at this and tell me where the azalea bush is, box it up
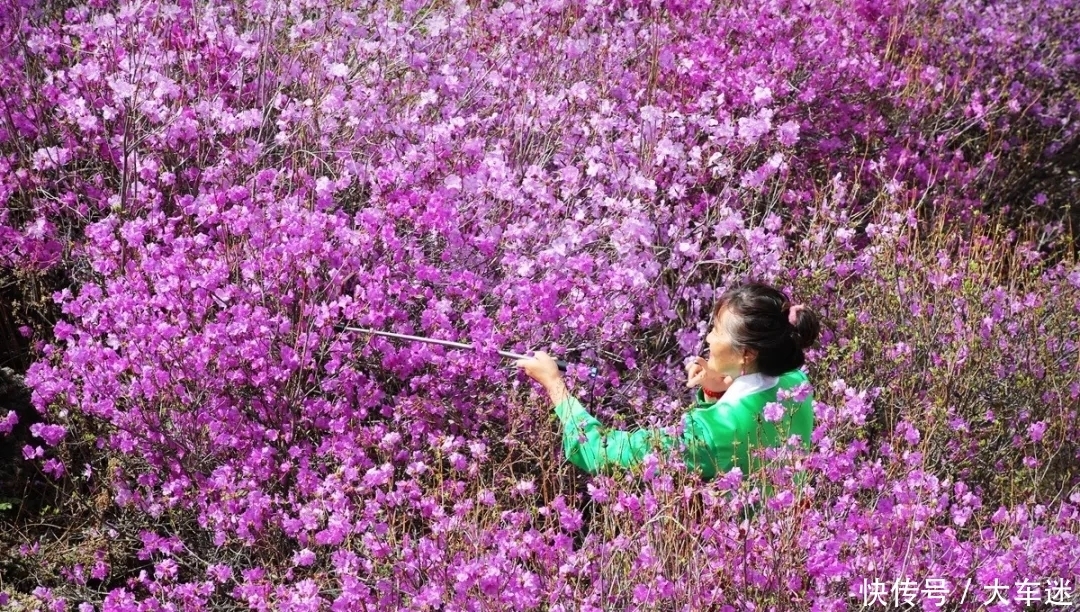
[1,0,1079,609]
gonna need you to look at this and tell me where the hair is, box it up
[711,281,821,377]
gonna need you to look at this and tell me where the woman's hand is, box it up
[686,356,733,394]
[515,351,570,405]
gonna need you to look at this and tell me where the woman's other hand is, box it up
[686,355,733,394]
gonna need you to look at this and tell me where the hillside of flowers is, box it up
[1,0,1079,609]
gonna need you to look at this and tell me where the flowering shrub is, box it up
[1,0,1078,609]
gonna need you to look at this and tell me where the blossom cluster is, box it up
[1,0,1078,609]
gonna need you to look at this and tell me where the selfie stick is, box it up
[338,325,573,372]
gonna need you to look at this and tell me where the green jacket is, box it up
[553,369,814,482]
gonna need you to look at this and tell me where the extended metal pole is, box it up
[338,325,571,372]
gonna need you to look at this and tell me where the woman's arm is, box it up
[518,351,732,475]
[548,381,680,475]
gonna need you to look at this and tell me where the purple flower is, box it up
[763,402,785,422]
[29,423,67,446]
[0,411,17,435]
[293,549,317,567]
[1027,421,1047,443]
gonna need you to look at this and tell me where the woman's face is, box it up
[705,307,750,378]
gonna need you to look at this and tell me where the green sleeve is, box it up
[682,396,738,480]
[553,397,682,475]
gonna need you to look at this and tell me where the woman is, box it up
[515,281,820,482]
